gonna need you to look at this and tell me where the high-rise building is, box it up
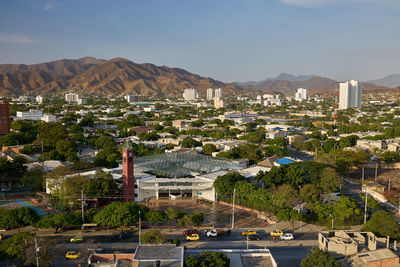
[215,88,223,98]
[339,80,362,110]
[206,88,214,100]
[65,93,80,103]
[36,95,43,104]
[214,96,225,109]
[295,88,308,101]
[122,140,135,202]
[183,88,199,101]
[0,100,10,135]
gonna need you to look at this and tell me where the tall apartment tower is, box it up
[206,88,214,100]
[215,88,223,98]
[122,140,135,202]
[339,80,362,110]
[295,88,308,101]
[0,101,10,135]
[183,88,199,101]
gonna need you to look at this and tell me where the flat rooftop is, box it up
[133,245,183,263]
[186,249,277,267]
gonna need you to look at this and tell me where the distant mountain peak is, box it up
[367,74,400,88]
[271,73,316,82]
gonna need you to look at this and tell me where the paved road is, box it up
[51,230,317,266]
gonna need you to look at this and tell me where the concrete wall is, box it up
[367,257,399,267]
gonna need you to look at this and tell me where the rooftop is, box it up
[135,151,238,178]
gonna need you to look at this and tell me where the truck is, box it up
[206,229,230,237]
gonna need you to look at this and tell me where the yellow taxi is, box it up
[65,251,80,259]
[270,229,284,237]
[70,235,84,243]
[186,234,200,241]
[241,230,257,236]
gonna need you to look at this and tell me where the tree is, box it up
[0,207,40,230]
[362,210,400,239]
[270,184,299,210]
[191,211,204,227]
[276,209,304,233]
[181,137,202,148]
[300,247,342,267]
[140,230,165,244]
[319,167,343,193]
[36,212,81,232]
[165,207,177,229]
[0,231,34,260]
[177,214,192,227]
[94,202,148,228]
[21,168,44,191]
[185,251,230,267]
[332,196,362,225]
[213,172,246,201]
[146,211,167,227]
[84,171,118,197]
[202,144,218,156]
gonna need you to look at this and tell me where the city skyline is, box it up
[1,0,399,83]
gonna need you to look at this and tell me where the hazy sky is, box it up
[0,0,399,82]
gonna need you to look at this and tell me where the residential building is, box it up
[339,80,362,110]
[214,96,225,109]
[16,110,43,121]
[318,230,398,267]
[65,93,80,103]
[0,100,10,135]
[215,88,223,98]
[36,95,43,104]
[41,114,57,123]
[183,88,199,101]
[77,98,87,105]
[206,88,214,100]
[125,95,149,103]
[295,88,308,101]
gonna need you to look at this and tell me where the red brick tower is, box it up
[0,101,10,135]
[122,140,135,202]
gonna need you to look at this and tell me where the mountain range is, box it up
[0,57,397,97]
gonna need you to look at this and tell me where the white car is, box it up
[207,230,218,237]
[280,233,294,240]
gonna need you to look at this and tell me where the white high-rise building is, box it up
[215,88,223,98]
[183,88,199,101]
[339,80,362,110]
[65,93,79,103]
[295,88,308,101]
[206,88,214,100]
[36,95,43,104]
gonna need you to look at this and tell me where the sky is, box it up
[0,0,399,82]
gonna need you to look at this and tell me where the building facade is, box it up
[0,101,10,135]
[339,80,362,110]
[183,88,199,101]
[215,88,223,98]
[214,96,225,109]
[122,141,135,202]
[206,88,214,100]
[295,88,308,101]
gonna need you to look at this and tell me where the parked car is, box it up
[88,246,104,253]
[206,229,226,237]
[183,229,198,236]
[270,229,284,237]
[280,233,294,240]
[186,234,200,241]
[70,235,84,243]
[247,234,261,240]
[241,230,257,236]
[65,251,80,259]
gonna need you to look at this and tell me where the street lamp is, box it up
[330,214,334,230]
[139,211,141,245]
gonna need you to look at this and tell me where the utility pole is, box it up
[246,235,249,250]
[41,139,44,154]
[361,167,365,184]
[35,237,40,267]
[232,188,236,230]
[81,189,85,224]
[389,179,391,194]
[139,211,141,245]
[375,162,378,181]
[364,190,368,224]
